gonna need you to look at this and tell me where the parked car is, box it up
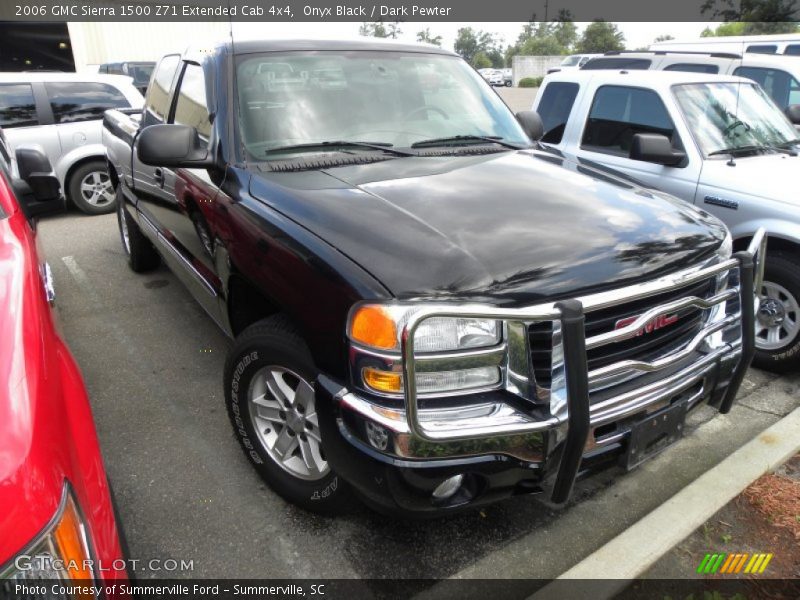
[547,54,601,74]
[650,34,800,56]
[534,69,798,371]
[0,72,144,214]
[478,68,504,86]
[104,40,761,517]
[502,68,513,86]
[0,129,128,582]
[581,51,800,113]
[98,61,156,95]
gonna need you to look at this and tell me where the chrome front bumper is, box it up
[328,230,766,503]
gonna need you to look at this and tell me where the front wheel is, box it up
[753,253,800,372]
[224,315,352,513]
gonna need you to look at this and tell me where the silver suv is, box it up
[0,72,143,214]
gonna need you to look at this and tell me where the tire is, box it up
[753,252,800,373]
[116,188,160,273]
[505,81,512,87]
[68,160,117,215]
[224,315,353,513]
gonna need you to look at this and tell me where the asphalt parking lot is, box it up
[39,209,799,583]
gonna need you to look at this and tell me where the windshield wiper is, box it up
[707,145,773,158]
[777,138,800,149]
[264,140,416,157]
[411,135,526,150]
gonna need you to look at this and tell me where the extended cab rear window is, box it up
[144,54,181,127]
[0,83,39,129]
[581,58,652,70]
[581,85,677,156]
[537,82,579,144]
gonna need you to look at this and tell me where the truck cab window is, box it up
[144,54,181,127]
[0,83,39,128]
[581,58,651,70]
[733,66,800,108]
[785,44,800,56]
[172,63,212,141]
[582,85,678,156]
[537,82,579,144]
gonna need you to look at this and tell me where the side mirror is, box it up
[516,110,544,141]
[629,133,686,166]
[14,146,64,220]
[137,124,212,168]
[784,104,800,125]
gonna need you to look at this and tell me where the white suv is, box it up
[0,72,143,214]
[582,51,800,114]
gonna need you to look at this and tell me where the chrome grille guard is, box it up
[399,229,766,500]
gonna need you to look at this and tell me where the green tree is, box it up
[576,20,626,53]
[416,28,442,46]
[701,0,798,24]
[472,52,492,69]
[552,10,578,49]
[454,27,505,68]
[359,22,387,37]
[359,21,402,39]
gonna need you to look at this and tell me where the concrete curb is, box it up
[531,406,800,600]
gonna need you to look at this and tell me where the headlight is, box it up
[348,304,503,396]
[349,304,500,352]
[1,484,95,590]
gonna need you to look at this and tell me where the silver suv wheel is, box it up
[79,171,114,207]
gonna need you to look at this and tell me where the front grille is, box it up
[530,278,716,389]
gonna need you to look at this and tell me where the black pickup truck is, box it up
[103,39,764,517]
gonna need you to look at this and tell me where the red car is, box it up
[0,132,127,585]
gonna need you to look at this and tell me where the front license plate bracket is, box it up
[625,401,688,470]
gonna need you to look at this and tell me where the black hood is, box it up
[248,150,726,305]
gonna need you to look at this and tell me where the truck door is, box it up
[570,85,701,203]
[160,59,227,328]
[132,54,181,223]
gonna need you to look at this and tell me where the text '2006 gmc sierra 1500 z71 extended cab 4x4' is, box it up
[103,39,764,517]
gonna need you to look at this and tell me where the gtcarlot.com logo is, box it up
[697,552,773,575]
[14,554,194,573]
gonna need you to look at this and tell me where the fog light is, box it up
[365,421,389,451]
[432,474,464,500]
[363,367,402,394]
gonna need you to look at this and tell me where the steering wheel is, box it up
[403,105,449,121]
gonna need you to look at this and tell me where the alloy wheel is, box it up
[756,280,799,350]
[247,366,328,481]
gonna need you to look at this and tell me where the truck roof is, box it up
[187,38,457,60]
[545,69,751,89]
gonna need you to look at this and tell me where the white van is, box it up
[0,72,143,214]
[650,33,800,56]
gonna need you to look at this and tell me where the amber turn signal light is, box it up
[349,305,398,350]
[362,367,403,393]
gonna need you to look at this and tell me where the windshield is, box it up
[561,56,581,66]
[235,51,529,158]
[673,82,799,156]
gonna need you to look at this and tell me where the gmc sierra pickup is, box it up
[103,40,763,517]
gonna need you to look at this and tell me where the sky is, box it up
[232,22,711,52]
